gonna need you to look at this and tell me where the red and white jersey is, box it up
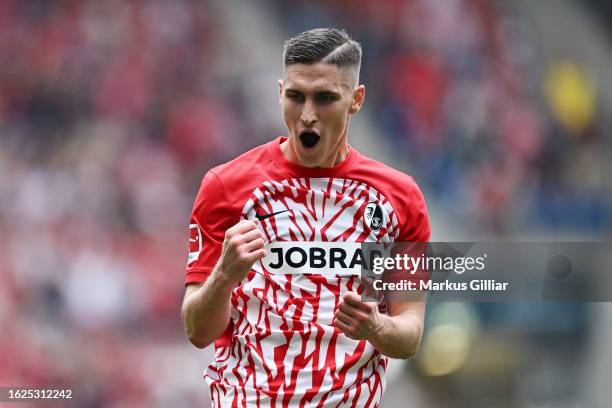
[186,137,430,407]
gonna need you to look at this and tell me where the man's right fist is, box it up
[217,219,267,283]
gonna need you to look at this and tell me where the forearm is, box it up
[368,311,423,359]
[182,266,235,348]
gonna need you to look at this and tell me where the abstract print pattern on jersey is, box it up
[205,178,399,407]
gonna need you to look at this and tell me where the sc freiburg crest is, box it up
[364,202,383,231]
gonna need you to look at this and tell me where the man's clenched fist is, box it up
[333,291,384,341]
[217,219,267,283]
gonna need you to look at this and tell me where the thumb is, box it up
[343,291,376,312]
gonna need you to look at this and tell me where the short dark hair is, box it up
[283,28,362,81]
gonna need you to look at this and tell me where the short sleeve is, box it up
[398,179,430,243]
[396,180,431,289]
[185,171,231,284]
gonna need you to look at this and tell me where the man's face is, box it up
[279,62,364,167]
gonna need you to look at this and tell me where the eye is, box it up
[316,93,337,104]
[287,93,304,103]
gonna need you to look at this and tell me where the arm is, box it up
[181,275,234,349]
[336,176,430,358]
[333,292,426,359]
[181,219,267,348]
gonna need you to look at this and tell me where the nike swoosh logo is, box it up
[255,210,289,221]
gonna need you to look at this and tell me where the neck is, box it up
[331,142,350,165]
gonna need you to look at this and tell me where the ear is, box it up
[349,84,365,114]
[278,79,284,104]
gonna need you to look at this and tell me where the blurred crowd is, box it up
[273,0,611,234]
[0,0,268,405]
[0,0,608,406]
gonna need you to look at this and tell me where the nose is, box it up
[300,100,318,126]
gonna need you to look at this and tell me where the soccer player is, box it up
[181,28,430,407]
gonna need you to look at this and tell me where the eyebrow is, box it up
[285,89,341,97]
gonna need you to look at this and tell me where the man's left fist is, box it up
[333,291,383,341]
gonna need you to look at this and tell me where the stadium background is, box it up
[1,0,610,406]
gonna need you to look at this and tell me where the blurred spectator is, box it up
[0,1,271,405]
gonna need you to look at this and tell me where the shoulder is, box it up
[193,139,280,218]
[350,150,430,241]
[190,142,273,234]
[351,150,424,203]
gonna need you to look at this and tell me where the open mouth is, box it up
[299,130,320,149]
